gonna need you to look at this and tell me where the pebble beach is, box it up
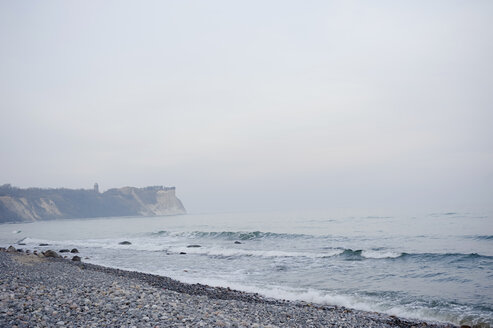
[0,248,460,328]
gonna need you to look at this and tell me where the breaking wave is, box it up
[15,237,493,262]
[149,230,310,240]
[471,235,493,241]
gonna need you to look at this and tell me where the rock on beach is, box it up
[43,250,60,258]
[0,249,458,328]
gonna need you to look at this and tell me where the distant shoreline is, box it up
[0,184,186,223]
[0,249,457,327]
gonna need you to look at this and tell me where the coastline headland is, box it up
[0,249,457,327]
[0,184,186,223]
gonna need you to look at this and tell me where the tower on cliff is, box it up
[94,183,99,193]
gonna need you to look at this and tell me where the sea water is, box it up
[1,210,492,326]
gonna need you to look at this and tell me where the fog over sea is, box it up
[1,210,492,327]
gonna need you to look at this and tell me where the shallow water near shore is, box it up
[1,210,492,326]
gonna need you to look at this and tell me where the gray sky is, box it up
[1,0,492,213]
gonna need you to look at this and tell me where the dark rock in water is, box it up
[18,243,26,246]
[7,246,17,252]
[179,252,187,255]
[187,244,201,248]
[16,249,23,252]
[39,243,49,246]
[72,255,81,262]
[119,241,132,245]
[25,250,30,254]
[234,241,242,244]
[43,250,59,258]
[59,249,70,253]
[70,248,79,253]
[0,247,5,251]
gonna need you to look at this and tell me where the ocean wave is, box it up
[168,246,343,258]
[11,237,493,263]
[151,275,492,327]
[361,250,403,259]
[150,230,168,236]
[14,237,168,252]
[167,247,406,260]
[399,252,493,263]
[429,212,458,217]
[336,249,403,260]
[471,235,493,241]
[148,230,310,240]
[336,250,493,261]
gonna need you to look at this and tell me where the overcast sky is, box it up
[1,1,492,213]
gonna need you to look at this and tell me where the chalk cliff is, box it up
[0,184,186,223]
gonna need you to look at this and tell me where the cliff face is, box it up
[0,185,186,223]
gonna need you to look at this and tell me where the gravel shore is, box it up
[0,248,457,328]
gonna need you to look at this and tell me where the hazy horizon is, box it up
[1,1,492,213]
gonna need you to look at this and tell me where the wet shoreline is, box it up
[0,248,460,327]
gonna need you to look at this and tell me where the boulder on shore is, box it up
[72,255,81,262]
[70,248,79,253]
[43,250,60,258]
[7,246,17,252]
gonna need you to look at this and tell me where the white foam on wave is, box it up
[69,244,483,327]
[17,237,403,260]
[19,237,58,245]
[82,253,478,327]
[18,236,172,252]
[157,274,461,325]
[361,250,402,259]
[169,246,344,258]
